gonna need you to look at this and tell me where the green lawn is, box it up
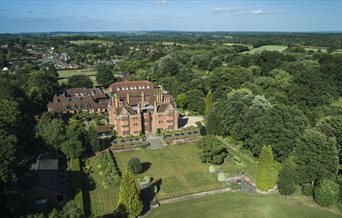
[57,70,98,85]
[147,192,341,218]
[115,143,227,200]
[83,157,119,217]
[244,45,288,54]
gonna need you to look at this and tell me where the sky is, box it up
[0,0,341,33]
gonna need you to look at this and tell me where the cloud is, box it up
[26,10,35,14]
[211,7,241,13]
[155,0,168,4]
[237,9,273,16]
[211,7,275,16]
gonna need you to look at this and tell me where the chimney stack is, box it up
[126,93,130,104]
[154,101,157,112]
[114,95,119,107]
[141,92,145,103]
[137,103,141,114]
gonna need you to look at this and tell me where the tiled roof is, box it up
[96,125,112,133]
[110,80,155,94]
[48,88,109,112]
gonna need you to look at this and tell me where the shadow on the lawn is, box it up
[140,178,162,215]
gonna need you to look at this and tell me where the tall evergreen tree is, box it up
[293,129,339,185]
[277,158,297,198]
[118,171,143,218]
[256,145,276,191]
[204,90,213,121]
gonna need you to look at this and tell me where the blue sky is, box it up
[0,0,341,33]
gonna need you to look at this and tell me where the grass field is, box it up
[115,143,227,200]
[70,39,112,45]
[244,45,288,54]
[147,192,341,218]
[57,70,97,85]
[83,157,119,217]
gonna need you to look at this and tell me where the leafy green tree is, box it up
[176,93,187,109]
[256,145,276,191]
[87,126,101,153]
[245,104,309,161]
[37,116,66,151]
[0,129,17,215]
[96,64,116,87]
[204,90,213,121]
[127,157,142,175]
[197,135,228,165]
[277,158,297,198]
[118,171,143,218]
[60,139,84,159]
[61,200,84,218]
[185,89,205,114]
[314,179,339,207]
[25,72,59,112]
[316,116,342,163]
[293,129,339,185]
[67,75,93,88]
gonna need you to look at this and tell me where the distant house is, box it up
[96,125,112,137]
[2,67,9,71]
[25,155,67,207]
[47,88,109,114]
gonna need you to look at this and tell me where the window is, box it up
[133,123,139,126]
[158,120,163,123]
[57,195,64,202]
[134,131,139,134]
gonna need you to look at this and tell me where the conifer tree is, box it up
[256,145,276,191]
[118,170,142,218]
[204,90,213,121]
[278,158,297,198]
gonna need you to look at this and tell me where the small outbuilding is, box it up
[96,125,112,137]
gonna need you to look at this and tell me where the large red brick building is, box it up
[47,88,108,114]
[108,80,179,136]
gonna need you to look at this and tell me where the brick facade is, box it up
[108,80,179,136]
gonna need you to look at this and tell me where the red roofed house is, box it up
[108,80,179,136]
[47,88,109,114]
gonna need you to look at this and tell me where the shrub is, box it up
[302,184,314,196]
[156,128,161,136]
[144,176,151,183]
[128,157,142,175]
[314,179,339,207]
[230,183,240,190]
[217,172,226,182]
[209,165,216,173]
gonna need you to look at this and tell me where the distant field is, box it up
[70,39,112,45]
[244,45,288,54]
[115,143,226,200]
[57,70,97,85]
[147,192,341,218]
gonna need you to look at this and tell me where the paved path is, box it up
[158,187,234,205]
[146,135,165,149]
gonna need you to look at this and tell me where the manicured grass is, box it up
[244,45,288,54]
[147,192,341,218]
[58,70,97,79]
[57,70,98,85]
[83,157,119,217]
[115,143,227,199]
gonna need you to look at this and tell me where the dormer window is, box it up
[74,105,78,109]
[66,105,71,110]
[117,88,120,91]
[147,86,150,89]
